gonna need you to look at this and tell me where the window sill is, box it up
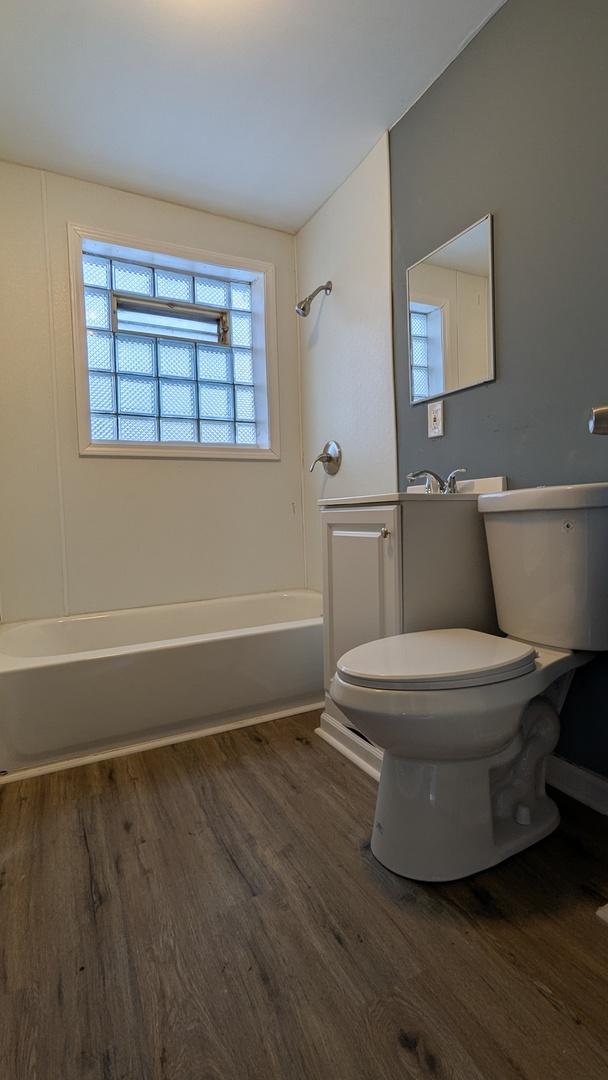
[79,440,280,461]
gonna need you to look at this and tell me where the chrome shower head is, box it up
[295,280,332,317]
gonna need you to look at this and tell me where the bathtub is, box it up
[0,589,323,779]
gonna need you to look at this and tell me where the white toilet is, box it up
[329,482,608,882]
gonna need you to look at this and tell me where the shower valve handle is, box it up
[309,441,342,476]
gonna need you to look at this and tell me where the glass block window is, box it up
[409,309,430,402]
[81,247,259,449]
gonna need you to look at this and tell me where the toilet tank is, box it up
[478,483,608,650]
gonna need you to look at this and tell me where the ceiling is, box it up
[0,0,506,232]
[429,219,491,276]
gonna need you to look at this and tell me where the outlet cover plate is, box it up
[428,400,444,438]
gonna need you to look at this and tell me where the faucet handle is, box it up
[310,452,329,473]
[309,440,342,475]
[445,467,467,494]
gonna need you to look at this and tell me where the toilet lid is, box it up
[337,629,538,691]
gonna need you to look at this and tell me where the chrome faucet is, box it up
[406,467,467,495]
[406,469,445,494]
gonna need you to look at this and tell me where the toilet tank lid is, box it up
[479,482,608,513]
[336,629,538,690]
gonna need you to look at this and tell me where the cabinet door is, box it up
[322,506,401,689]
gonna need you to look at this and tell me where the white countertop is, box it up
[318,491,480,507]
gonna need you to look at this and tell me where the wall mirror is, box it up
[407,214,494,403]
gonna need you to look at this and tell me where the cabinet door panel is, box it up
[322,506,401,689]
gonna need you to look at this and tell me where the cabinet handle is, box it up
[380,527,391,539]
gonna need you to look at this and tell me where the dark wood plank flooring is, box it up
[2,711,608,1079]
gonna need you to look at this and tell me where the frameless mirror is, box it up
[407,215,494,403]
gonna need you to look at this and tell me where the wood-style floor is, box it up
[2,712,608,1079]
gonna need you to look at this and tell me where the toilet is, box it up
[329,482,608,882]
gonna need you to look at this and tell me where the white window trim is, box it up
[67,223,281,461]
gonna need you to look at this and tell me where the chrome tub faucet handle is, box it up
[309,441,342,475]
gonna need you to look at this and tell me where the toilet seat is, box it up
[336,628,538,691]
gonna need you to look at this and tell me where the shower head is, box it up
[295,280,332,317]
[295,298,312,317]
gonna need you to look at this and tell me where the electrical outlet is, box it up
[427,400,444,438]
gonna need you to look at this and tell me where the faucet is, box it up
[406,467,467,495]
[406,469,445,494]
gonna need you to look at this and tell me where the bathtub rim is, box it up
[0,588,322,670]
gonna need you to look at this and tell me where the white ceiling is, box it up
[429,218,491,276]
[0,0,505,232]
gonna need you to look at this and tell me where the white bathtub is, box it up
[0,589,323,778]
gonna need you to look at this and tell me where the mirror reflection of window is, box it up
[409,309,430,401]
[409,305,445,402]
[407,215,494,404]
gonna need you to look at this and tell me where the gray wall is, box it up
[391,0,608,488]
[390,0,608,777]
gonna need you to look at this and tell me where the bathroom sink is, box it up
[318,475,506,508]
[406,475,507,495]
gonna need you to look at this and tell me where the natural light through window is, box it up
[72,230,279,459]
[409,309,430,402]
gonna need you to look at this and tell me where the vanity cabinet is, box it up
[320,493,497,697]
[322,505,401,687]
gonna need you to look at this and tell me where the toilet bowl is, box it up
[329,482,608,882]
[331,630,589,880]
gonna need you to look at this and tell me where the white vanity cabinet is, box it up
[322,505,402,687]
[320,492,497,699]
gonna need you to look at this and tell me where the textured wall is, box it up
[296,136,398,589]
[0,162,305,619]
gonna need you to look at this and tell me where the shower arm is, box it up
[295,280,332,317]
[306,283,331,306]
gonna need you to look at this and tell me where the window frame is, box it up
[68,224,281,460]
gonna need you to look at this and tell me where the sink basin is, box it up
[406,475,507,496]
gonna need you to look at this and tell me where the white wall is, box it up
[296,136,398,589]
[0,161,305,620]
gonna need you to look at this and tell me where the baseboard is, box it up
[315,712,382,781]
[0,700,325,786]
[547,755,608,816]
[315,715,608,819]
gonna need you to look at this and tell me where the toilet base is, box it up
[371,740,560,882]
